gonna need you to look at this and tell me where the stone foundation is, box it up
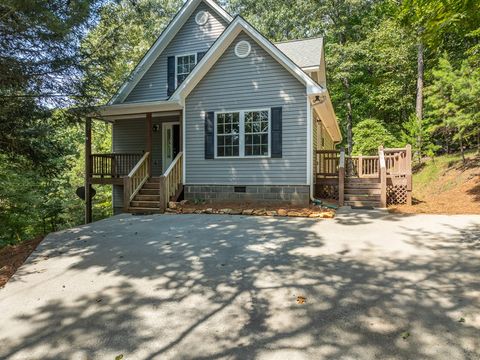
[184,185,310,206]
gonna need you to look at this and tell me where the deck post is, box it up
[358,155,363,178]
[146,112,153,177]
[85,117,93,224]
[379,146,387,208]
[406,144,412,206]
[338,148,345,206]
[158,175,167,213]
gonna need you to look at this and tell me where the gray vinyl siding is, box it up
[185,31,308,185]
[112,118,147,209]
[124,1,228,103]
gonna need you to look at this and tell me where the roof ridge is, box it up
[274,36,323,44]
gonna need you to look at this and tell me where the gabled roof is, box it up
[109,0,233,105]
[275,37,323,70]
[171,16,325,102]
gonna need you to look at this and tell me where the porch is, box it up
[84,109,184,223]
[315,146,413,207]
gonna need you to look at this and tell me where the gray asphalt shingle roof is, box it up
[274,37,323,69]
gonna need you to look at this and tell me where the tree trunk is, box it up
[343,77,353,155]
[415,39,424,160]
[459,132,465,164]
[477,131,480,154]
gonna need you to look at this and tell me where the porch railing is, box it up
[159,152,183,211]
[123,152,150,211]
[346,155,379,178]
[90,153,142,178]
[316,150,340,176]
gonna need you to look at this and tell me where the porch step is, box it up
[345,177,379,184]
[345,182,381,189]
[138,188,159,196]
[134,194,160,201]
[344,188,381,195]
[130,200,161,208]
[148,177,162,183]
[128,207,162,214]
[345,200,382,207]
[345,194,380,201]
[142,182,160,189]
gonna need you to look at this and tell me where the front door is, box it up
[162,122,180,173]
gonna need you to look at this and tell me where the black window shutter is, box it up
[205,112,215,159]
[197,51,207,63]
[167,56,175,96]
[271,107,282,158]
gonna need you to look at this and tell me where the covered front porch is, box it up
[84,101,185,223]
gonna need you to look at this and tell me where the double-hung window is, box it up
[175,54,197,87]
[215,109,270,158]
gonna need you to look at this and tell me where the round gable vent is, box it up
[235,40,251,58]
[195,10,209,25]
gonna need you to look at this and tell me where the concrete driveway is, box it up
[0,210,479,360]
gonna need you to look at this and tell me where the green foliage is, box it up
[424,54,480,158]
[81,0,182,103]
[352,119,399,155]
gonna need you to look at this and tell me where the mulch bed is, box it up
[0,236,44,288]
[167,201,336,218]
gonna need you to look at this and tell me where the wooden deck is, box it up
[86,151,183,214]
[315,146,412,207]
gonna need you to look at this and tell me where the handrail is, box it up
[379,146,387,208]
[123,152,150,211]
[159,152,183,212]
[127,152,149,177]
[163,151,182,176]
[338,148,345,206]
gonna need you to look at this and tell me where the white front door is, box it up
[162,122,179,173]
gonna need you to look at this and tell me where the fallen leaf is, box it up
[115,355,124,360]
[296,296,306,304]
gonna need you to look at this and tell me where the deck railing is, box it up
[123,152,150,211]
[347,155,380,178]
[159,152,183,212]
[316,150,340,176]
[90,153,142,178]
[316,145,412,206]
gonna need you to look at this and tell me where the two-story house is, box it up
[84,0,342,219]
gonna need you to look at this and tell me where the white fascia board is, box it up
[311,92,342,142]
[109,0,233,105]
[171,17,325,101]
[93,100,183,118]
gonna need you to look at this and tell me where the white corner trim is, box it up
[182,106,186,184]
[109,0,233,105]
[307,99,313,193]
[170,17,325,101]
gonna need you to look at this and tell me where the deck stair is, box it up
[344,178,382,208]
[128,177,163,214]
[128,176,184,214]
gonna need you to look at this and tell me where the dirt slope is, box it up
[390,152,480,214]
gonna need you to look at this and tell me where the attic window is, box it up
[235,40,251,58]
[195,11,209,25]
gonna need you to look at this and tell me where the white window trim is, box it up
[175,53,197,89]
[214,108,271,159]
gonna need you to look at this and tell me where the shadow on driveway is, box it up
[0,212,479,359]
